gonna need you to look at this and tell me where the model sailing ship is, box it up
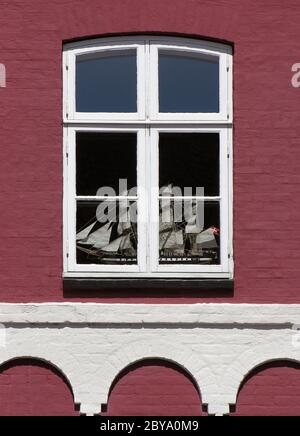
[76,190,220,265]
[159,193,220,264]
[76,203,137,264]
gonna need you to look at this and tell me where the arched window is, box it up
[63,36,233,279]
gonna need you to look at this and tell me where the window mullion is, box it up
[145,40,151,122]
[137,128,148,273]
[148,128,159,273]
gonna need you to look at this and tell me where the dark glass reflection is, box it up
[76,132,137,196]
[76,50,137,112]
[159,200,220,265]
[159,51,219,113]
[159,133,220,197]
[76,201,138,265]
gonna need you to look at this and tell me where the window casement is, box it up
[63,36,233,280]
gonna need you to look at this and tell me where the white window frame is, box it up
[63,36,233,279]
[148,39,231,123]
[64,38,147,122]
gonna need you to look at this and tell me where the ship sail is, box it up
[159,190,219,261]
[77,222,112,248]
[76,185,219,264]
[100,235,123,252]
[76,222,97,242]
[185,215,203,234]
[160,230,183,249]
[90,223,113,248]
[196,228,218,248]
[76,198,137,258]
[120,233,133,250]
[117,205,132,234]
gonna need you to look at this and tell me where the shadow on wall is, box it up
[230,360,300,417]
[64,286,234,301]
[0,358,80,416]
[101,358,206,416]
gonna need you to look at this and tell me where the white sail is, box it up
[101,235,123,252]
[196,228,218,248]
[118,208,132,234]
[86,223,112,248]
[160,184,173,197]
[160,185,174,224]
[161,230,184,250]
[161,200,172,224]
[183,199,194,222]
[185,215,203,234]
[76,222,97,242]
[119,234,133,251]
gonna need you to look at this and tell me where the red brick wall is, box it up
[0,0,300,303]
[0,359,79,416]
[232,361,300,416]
[2,358,300,416]
[103,360,203,416]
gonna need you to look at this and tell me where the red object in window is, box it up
[211,226,220,236]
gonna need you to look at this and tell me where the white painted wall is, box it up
[0,303,300,415]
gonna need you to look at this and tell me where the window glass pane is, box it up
[76,132,137,196]
[159,50,219,113]
[77,201,138,265]
[159,200,220,265]
[76,50,137,113]
[159,133,219,197]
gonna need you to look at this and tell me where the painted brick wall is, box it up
[232,361,300,416]
[103,360,203,416]
[1,305,299,416]
[0,0,300,303]
[0,359,79,416]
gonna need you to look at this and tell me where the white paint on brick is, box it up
[1,302,300,324]
[0,303,300,415]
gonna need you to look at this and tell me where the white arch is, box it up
[99,337,217,409]
[223,344,300,406]
[0,352,79,406]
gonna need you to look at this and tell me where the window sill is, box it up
[63,278,234,292]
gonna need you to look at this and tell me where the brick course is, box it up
[0,0,300,303]
[0,358,79,416]
[1,0,300,417]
